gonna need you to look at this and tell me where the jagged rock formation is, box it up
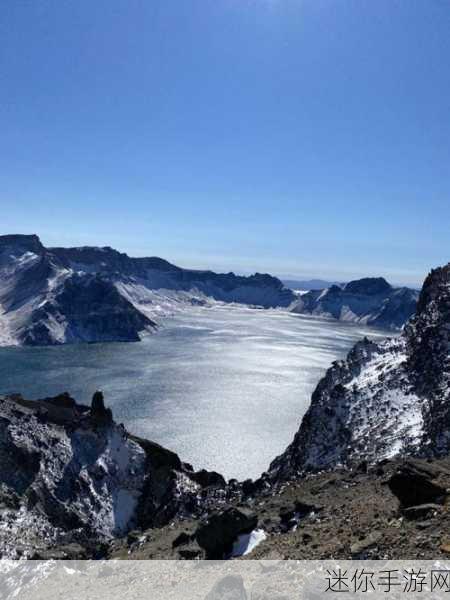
[0,234,295,346]
[0,392,229,558]
[290,277,418,330]
[270,263,450,479]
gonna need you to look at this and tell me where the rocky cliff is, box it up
[0,234,295,346]
[0,391,228,558]
[290,277,418,330]
[270,263,450,479]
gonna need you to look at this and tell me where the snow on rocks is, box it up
[0,391,229,558]
[290,277,418,330]
[271,263,450,479]
[0,234,295,346]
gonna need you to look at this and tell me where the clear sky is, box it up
[1,0,449,286]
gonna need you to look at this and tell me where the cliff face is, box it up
[290,277,418,330]
[50,244,295,308]
[0,392,227,558]
[0,234,295,346]
[271,263,450,479]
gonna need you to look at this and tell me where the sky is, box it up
[1,0,449,286]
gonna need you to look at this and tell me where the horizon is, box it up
[1,1,449,286]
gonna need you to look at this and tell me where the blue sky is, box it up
[1,0,449,286]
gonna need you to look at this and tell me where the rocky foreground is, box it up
[0,392,231,559]
[0,262,448,559]
[3,391,450,561]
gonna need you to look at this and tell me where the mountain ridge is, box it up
[270,262,450,479]
[290,276,419,330]
[0,234,295,346]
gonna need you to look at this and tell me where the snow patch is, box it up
[230,529,267,557]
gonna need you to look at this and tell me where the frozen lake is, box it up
[0,305,390,480]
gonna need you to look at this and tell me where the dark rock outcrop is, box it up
[387,461,448,508]
[0,392,228,558]
[195,507,258,558]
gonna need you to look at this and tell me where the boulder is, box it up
[402,503,442,520]
[195,507,258,559]
[190,469,226,488]
[387,463,447,508]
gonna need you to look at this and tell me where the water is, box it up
[0,305,390,480]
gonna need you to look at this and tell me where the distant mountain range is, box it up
[0,234,295,346]
[282,278,343,290]
[290,277,419,330]
[0,234,421,346]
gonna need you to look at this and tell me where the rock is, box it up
[195,507,258,559]
[178,546,203,560]
[190,469,226,488]
[402,503,442,520]
[441,542,450,554]
[205,575,247,600]
[91,390,112,423]
[242,477,271,497]
[416,521,432,530]
[350,531,382,556]
[387,464,447,508]
[30,543,88,560]
[172,531,193,548]
[279,500,321,531]
[0,393,228,558]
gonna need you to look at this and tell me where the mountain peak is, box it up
[344,277,392,295]
[0,234,44,254]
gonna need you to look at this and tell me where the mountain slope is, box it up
[0,235,156,346]
[271,263,450,479]
[290,277,418,330]
[0,234,295,346]
[0,391,227,558]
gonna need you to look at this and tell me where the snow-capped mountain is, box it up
[290,277,418,330]
[0,234,295,346]
[270,263,450,479]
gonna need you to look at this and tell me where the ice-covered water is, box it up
[0,305,390,480]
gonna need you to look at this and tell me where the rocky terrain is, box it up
[291,277,418,330]
[114,456,450,560]
[0,234,295,346]
[4,391,450,562]
[0,262,448,560]
[0,391,230,559]
[271,263,449,479]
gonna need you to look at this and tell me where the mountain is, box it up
[290,276,419,330]
[0,262,449,560]
[0,391,229,558]
[0,234,295,346]
[270,262,450,479]
[282,278,343,291]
